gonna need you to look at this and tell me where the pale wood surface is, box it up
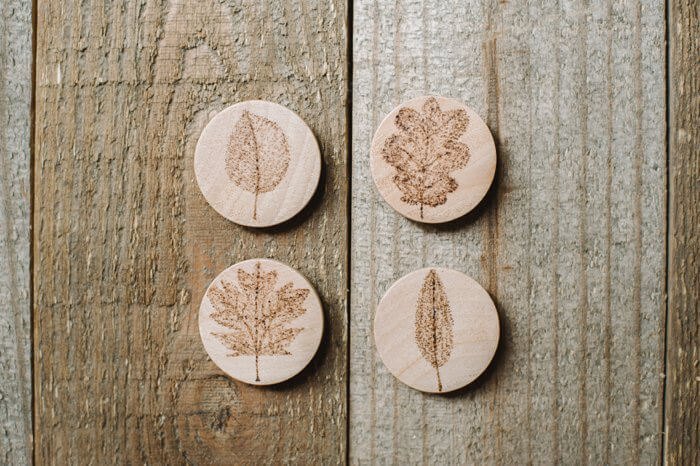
[199,259,324,386]
[665,0,699,464]
[374,267,499,394]
[351,0,666,464]
[34,1,347,464]
[0,0,32,464]
[370,95,496,223]
[195,100,321,227]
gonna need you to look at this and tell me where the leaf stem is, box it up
[254,191,258,220]
[254,262,261,382]
[431,272,440,390]
[255,354,260,382]
[243,110,261,221]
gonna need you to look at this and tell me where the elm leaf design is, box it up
[382,97,470,219]
[208,262,309,382]
[415,269,454,392]
[226,110,291,220]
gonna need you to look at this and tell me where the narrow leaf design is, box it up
[382,97,470,219]
[208,262,308,382]
[226,110,291,220]
[414,269,454,392]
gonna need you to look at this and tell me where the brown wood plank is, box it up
[34,1,347,464]
[665,1,699,464]
[350,0,666,463]
[0,0,32,464]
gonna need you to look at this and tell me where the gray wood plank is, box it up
[34,1,347,463]
[665,1,699,464]
[350,0,666,463]
[0,0,32,464]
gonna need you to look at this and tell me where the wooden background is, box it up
[0,0,696,464]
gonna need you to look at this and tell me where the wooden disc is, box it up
[370,96,496,223]
[195,100,321,227]
[199,259,323,385]
[374,267,499,393]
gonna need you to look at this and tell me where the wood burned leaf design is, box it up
[208,262,309,382]
[226,111,291,220]
[415,269,454,392]
[382,97,470,219]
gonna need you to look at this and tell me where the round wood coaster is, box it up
[374,267,499,393]
[370,96,497,223]
[195,100,321,227]
[199,259,323,385]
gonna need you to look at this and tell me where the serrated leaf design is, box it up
[208,262,309,382]
[382,97,470,219]
[226,110,290,220]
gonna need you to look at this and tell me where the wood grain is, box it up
[665,0,699,464]
[34,1,347,464]
[350,0,666,463]
[0,0,32,464]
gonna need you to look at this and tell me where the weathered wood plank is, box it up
[665,1,699,464]
[350,0,666,463]
[34,1,347,464]
[0,0,32,464]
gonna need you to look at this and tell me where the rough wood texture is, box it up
[0,0,32,464]
[34,1,346,464]
[350,0,666,463]
[665,1,699,464]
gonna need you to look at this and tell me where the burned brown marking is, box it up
[226,111,290,220]
[414,269,454,392]
[381,97,471,219]
[208,262,309,382]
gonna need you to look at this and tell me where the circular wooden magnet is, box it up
[370,96,496,223]
[195,100,321,227]
[374,267,499,393]
[199,259,323,385]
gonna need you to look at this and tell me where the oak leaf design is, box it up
[207,262,309,382]
[382,97,470,219]
[415,269,454,392]
[226,110,291,220]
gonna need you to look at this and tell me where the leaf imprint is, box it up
[226,110,291,220]
[382,97,470,219]
[208,262,309,382]
[415,269,454,392]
